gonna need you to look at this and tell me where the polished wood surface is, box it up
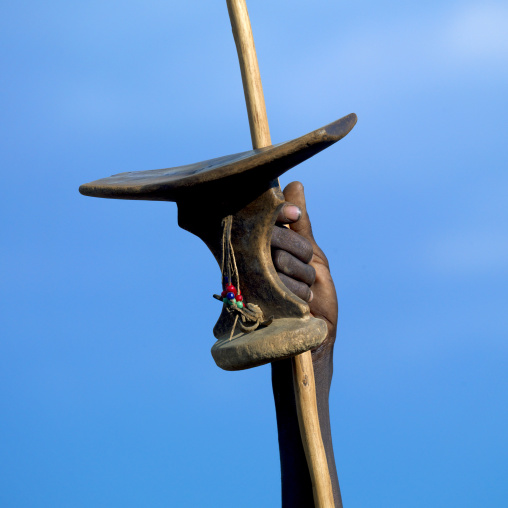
[79,114,356,203]
[226,0,271,149]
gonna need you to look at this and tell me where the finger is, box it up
[272,249,316,286]
[282,182,315,242]
[277,273,313,303]
[271,225,313,263]
[275,203,301,224]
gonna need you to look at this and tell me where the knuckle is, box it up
[307,264,316,285]
[272,249,283,268]
[300,238,314,263]
[270,226,281,245]
[271,225,289,249]
[287,229,313,263]
[277,272,312,302]
[300,284,312,302]
[272,249,289,270]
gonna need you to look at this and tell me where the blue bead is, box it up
[227,292,235,300]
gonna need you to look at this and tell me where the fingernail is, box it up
[309,290,314,302]
[284,205,301,222]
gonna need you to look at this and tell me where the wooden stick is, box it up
[292,351,335,507]
[226,1,335,506]
[225,0,271,149]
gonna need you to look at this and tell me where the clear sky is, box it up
[1,1,507,507]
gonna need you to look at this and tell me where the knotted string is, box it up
[221,215,240,339]
[221,215,240,294]
[217,216,272,339]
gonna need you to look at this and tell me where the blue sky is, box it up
[1,1,507,507]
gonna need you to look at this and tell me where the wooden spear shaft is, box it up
[225,0,271,150]
[225,1,335,506]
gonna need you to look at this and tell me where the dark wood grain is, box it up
[79,114,356,203]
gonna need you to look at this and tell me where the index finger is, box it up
[271,225,314,264]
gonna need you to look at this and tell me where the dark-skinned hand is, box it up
[270,181,342,508]
[272,181,338,355]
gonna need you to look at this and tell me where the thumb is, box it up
[282,181,315,243]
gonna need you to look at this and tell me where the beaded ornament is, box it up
[212,215,273,338]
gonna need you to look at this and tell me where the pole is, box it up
[225,1,335,506]
[225,0,271,149]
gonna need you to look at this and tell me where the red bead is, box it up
[221,290,227,298]
[236,294,243,302]
[226,284,237,296]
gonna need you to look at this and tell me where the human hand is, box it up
[271,181,342,507]
[272,181,338,361]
